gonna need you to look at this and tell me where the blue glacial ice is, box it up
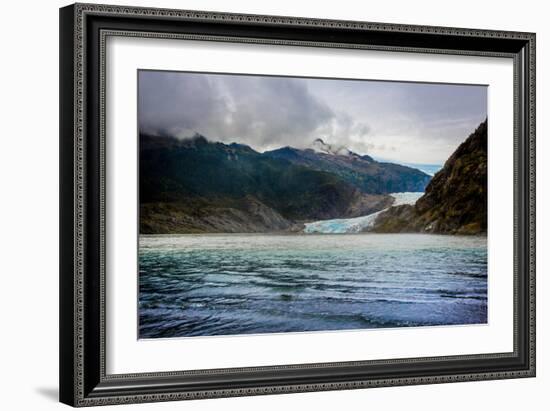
[303,192,423,234]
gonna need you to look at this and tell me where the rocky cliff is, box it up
[371,120,487,235]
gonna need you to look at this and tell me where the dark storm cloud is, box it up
[138,71,345,151]
[138,71,229,138]
[138,71,487,163]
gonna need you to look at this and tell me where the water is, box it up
[139,233,487,338]
[304,192,423,234]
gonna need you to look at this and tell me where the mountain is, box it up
[264,139,431,194]
[310,138,353,156]
[370,155,443,177]
[402,163,442,177]
[140,134,393,234]
[370,120,487,235]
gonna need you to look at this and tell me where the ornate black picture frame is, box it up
[59,3,535,407]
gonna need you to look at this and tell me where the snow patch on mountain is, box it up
[310,138,352,157]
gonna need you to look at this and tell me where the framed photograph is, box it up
[59,3,536,407]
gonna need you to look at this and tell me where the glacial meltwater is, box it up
[139,234,487,338]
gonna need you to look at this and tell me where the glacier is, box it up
[303,192,424,234]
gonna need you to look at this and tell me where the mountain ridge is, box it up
[264,142,430,194]
[139,133,399,234]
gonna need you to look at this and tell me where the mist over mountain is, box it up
[310,138,353,156]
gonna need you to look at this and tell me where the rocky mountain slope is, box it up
[371,120,487,235]
[140,134,395,234]
[265,139,431,194]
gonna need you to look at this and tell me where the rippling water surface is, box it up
[139,234,487,338]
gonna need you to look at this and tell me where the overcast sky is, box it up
[138,70,487,164]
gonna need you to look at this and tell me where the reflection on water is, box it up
[139,233,487,338]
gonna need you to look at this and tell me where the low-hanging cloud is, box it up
[138,71,372,152]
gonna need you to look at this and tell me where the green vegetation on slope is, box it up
[140,134,393,233]
[265,146,430,194]
[371,120,487,235]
